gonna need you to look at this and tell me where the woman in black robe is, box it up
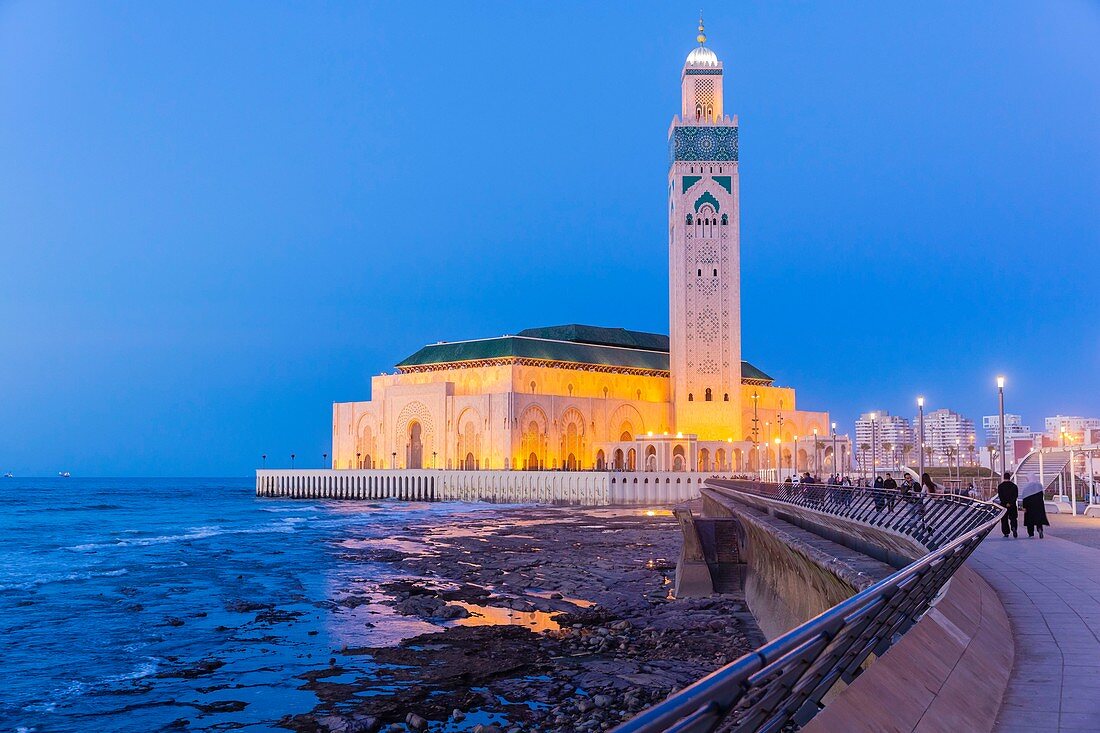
[1020,481,1050,538]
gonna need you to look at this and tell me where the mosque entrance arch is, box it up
[527,452,539,471]
[627,448,637,471]
[407,421,423,469]
[464,452,476,470]
[645,446,657,472]
[613,449,624,470]
[673,445,686,472]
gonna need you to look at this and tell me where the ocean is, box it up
[0,477,500,732]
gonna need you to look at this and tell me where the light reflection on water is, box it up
[450,601,563,632]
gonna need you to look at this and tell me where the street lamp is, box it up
[831,422,838,476]
[997,376,1007,476]
[751,391,760,443]
[955,439,961,480]
[323,452,328,469]
[261,453,267,469]
[432,450,437,469]
[290,453,296,469]
[870,412,878,482]
[392,451,397,470]
[773,436,781,480]
[917,396,925,481]
[356,451,361,469]
[813,428,819,475]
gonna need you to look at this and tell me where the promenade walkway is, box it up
[970,515,1100,732]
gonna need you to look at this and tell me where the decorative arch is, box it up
[694,190,720,213]
[558,406,586,470]
[394,401,434,469]
[354,412,377,468]
[608,403,645,442]
[455,407,483,470]
[520,404,549,471]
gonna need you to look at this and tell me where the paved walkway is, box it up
[970,521,1100,732]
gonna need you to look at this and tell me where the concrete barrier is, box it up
[700,487,894,641]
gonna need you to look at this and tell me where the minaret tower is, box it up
[668,16,742,440]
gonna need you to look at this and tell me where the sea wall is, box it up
[255,469,710,506]
[700,487,894,640]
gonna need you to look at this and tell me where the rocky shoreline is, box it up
[279,506,763,733]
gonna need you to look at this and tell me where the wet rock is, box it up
[405,712,427,730]
[225,599,274,613]
[164,617,185,627]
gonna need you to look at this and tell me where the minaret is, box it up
[668,16,742,441]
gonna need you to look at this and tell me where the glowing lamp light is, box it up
[774,437,780,445]
[647,431,654,437]
[727,437,733,443]
[645,510,656,517]
[997,376,1006,389]
[676,432,683,438]
[917,396,924,408]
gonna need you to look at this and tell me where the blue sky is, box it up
[1,1,1097,476]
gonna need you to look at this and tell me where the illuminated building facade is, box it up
[331,22,835,475]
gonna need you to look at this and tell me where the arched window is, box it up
[688,393,694,402]
[723,393,729,402]
[695,103,702,120]
[713,268,717,276]
[697,269,702,276]
[686,214,693,225]
[721,213,728,225]
[705,388,713,402]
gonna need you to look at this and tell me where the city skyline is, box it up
[2,2,1098,475]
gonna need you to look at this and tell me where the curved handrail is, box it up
[614,479,1003,733]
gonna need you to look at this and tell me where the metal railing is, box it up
[614,479,1003,733]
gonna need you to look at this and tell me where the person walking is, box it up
[996,472,1019,538]
[1020,479,1049,538]
[882,473,897,511]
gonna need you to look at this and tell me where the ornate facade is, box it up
[332,23,841,476]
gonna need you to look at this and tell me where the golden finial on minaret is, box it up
[697,12,706,44]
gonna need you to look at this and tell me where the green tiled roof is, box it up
[396,336,669,371]
[395,324,774,383]
[516,324,669,352]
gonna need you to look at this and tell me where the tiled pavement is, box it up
[970,530,1100,732]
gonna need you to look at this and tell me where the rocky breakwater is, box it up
[281,507,764,733]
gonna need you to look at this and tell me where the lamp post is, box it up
[917,396,925,481]
[290,453,295,469]
[955,439,961,481]
[831,422,837,477]
[997,376,1007,477]
[870,412,878,482]
[773,436,781,481]
[356,452,361,469]
[392,451,397,470]
[432,451,437,469]
[751,392,760,443]
[262,453,267,469]
[323,452,328,469]
[813,428,819,476]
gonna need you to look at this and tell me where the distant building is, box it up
[854,411,916,471]
[913,408,976,468]
[982,414,1032,465]
[1044,415,1100,445]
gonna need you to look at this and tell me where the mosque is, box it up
[331,21,841,477]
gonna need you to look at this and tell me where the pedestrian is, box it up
[996,472,1019,538]
[1020,479,1049,539]
[883,472,897,511]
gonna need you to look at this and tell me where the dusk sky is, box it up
[2,1,1098,476]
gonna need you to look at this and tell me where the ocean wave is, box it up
[0,567,128,592]
[65,519,303,552]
